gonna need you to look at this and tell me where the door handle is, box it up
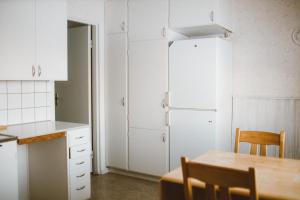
[38,65,42,77]
[122,97,125,107]
[32,65,36,77]
[55,93,59,107]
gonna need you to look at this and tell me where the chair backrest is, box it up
[234,128,285,158]
[181,157,258,200]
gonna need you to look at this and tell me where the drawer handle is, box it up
[76,173,86,178]
[76,161,85,165]
[77,149,86,153]
[75,136,84,140]
[76,186,86,191]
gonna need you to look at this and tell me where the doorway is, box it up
[55,20,96,172]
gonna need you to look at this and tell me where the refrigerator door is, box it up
[169,110,215,170]
[169,38,217,109]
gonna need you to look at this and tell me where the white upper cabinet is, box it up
[105,0,127,34]
[0,0,67,80]
[128,0,169,41]
[36,0,67,80]
[170,0,233,32]
[0,0,35,80]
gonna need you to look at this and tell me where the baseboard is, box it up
[107,168,160,182]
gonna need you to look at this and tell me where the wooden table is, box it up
[160,151,300,200]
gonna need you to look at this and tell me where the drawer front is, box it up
[69,144,91,159]
[70,174,91,200]
[70,166,90,186]
[70,156,90,174]
[68,127,90,147]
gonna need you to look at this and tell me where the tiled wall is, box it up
[0,81,55,125]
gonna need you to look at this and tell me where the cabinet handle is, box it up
[77,149,86,153]
[32,65,36,77]
[0,144,2,147]
[76,173,86,178]
[122,97,125,107]
[120,21,125,31]
[161,27,166,37]
[75,136,84,140]
[76,161,85,165]
[38,65,42,77]
[210,11,214,23]
[76,186,86,191]
[162,133,166,143]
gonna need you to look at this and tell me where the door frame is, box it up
[67,17,106,174]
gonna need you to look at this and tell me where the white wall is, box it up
[232,0,300,97]
[231,0,300,158]
[67,0,106,174]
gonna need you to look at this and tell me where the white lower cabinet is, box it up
[0,140,19,200]
[68,127,91,200]
[129,128,168,176]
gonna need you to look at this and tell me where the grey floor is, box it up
[91,173,160,200]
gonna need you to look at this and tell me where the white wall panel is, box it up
[232,97,299,159]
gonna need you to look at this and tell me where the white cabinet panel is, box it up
[169,38,217,109]
[129,128,168,176]
[129,40,168,130]
[170,0,214,28]
[128,0,168,41]
[0,141,19,200]
[169,110,216,170]
[170,0,232,31]
[105,0,127,34]
[36,0,67,80]
[106,34,127,169]
[0,0,35,80]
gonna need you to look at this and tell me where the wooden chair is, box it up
[234,128,285,158]
[181,157,258,200]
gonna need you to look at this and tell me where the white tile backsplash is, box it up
[7,109,22,125]
[22,81,35,93]
[0,80,55,125]
[22,108,35,123]
[7,94,21,109]
[35,81,47,93]
[0,81,7,93]
[0,110,7,124]
[7,81,21,93]
[22,93,34,108]
[35,93,47,107]
[0,94,7,110]
[35,107,47,122]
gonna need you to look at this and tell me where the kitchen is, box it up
[1,0,300,200]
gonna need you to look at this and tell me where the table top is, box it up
[161,151,300,200]
[0,121,89,145]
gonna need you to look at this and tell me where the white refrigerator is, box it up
[169,38,232,170]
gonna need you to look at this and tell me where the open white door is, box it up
[55,25,92,125]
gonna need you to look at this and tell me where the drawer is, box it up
[70,166,90,186]
[69,143,91,159]
[70,173,91,200]
[69,156,90,176]
[68,127,90,147]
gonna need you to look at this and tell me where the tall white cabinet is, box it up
[105,0,128,170]
[0,0,67,80]
[105,0,233,177]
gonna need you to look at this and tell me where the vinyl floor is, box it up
[91,173,160,200]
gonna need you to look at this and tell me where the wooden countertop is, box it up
[0,121,89,145]
[161,151,300,200]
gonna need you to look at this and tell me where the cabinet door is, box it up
[106,34,127,169]
[169,38,217,109]
[129,128,168,176]
[129,40,168,130]
[128,0,168,41]
[169,110,216,170]
[0,0,35,80]
[36,0,67,80]
[0,141,19,200]
[105,0,127,34]
[170,0,214,28]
